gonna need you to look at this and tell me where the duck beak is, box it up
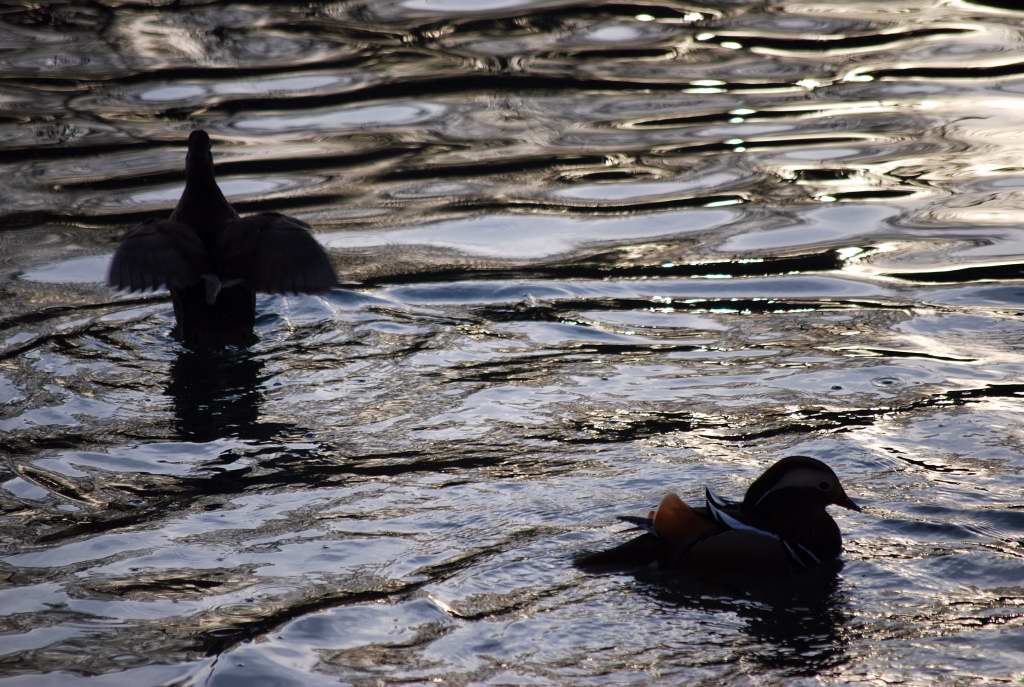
[835,491,862,512]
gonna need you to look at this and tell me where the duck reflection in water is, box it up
[167,348,293,443]
[108,130,337,348]
[639,570,851,675]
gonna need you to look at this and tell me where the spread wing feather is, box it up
[107,220,207,292]
[218,213,337,294]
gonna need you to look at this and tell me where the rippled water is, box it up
[2,0,1024,684]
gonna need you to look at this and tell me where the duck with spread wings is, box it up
[107,130,337,347]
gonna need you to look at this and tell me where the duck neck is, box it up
[172,162,236,233]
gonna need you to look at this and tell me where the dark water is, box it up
[2,0,1024,684]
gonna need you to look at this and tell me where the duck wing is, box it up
[705,488,766,535]
[108,219,207,292]
[578,493,721,570]
[704,488,823,569]
[615,493,722,541]
[218,213,337,294]
[685,529,794,574]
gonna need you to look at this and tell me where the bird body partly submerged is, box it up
[108,130,337,347]
[577,456,860,578]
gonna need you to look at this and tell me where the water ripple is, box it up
[2,1,1024,685]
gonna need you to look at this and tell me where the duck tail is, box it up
[574,533,662,569]
[617,515,656,533]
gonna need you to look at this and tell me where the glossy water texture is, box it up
[2,1,1024,684]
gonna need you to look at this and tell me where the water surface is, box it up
[2,1,1024,684]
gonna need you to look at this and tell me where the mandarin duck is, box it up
[578,456,861,576]
[107,130,337,347]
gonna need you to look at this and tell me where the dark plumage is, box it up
[577,456,861,577]
[108,130,337,347]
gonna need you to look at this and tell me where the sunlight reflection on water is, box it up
[1,0,1024,685]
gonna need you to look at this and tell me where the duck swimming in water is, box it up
[577,456,861,577]
[107,130,337,347]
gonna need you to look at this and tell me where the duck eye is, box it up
[818,481,830,491]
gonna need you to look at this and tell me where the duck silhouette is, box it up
[577,456,861,576]
[107,130,337,347]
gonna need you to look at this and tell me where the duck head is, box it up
[173,129,237,229]
[185,130,214,181]
[741,455,860,516]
